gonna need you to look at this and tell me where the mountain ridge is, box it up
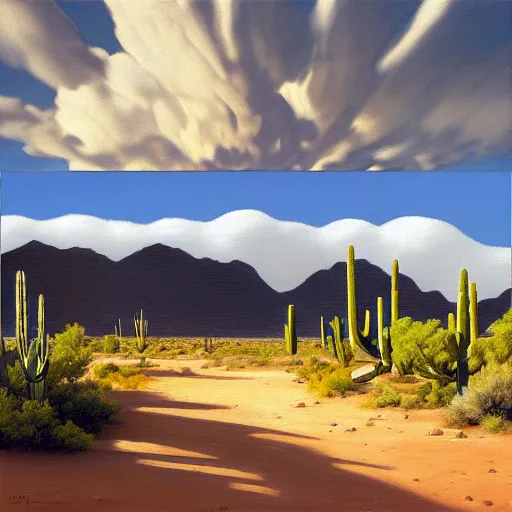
[1,241,510,338]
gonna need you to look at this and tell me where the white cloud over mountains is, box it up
[0,0,510,170]
[2,212,510,303]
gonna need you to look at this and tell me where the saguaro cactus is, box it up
[134,310,148,353]
[329,316,352,367]
[455,269,471,395]
[377,297,392,369]
[284,305,297,355]
[16,271,50,402]
[469,282,478,343]
[391,260,399,324]
[320,316,326,349]
[347,245,373,356]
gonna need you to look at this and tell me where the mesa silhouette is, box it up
[1,241,509,338]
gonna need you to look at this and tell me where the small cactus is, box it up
[134,310,149,353]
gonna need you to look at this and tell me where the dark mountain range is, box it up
[1,241,510,338]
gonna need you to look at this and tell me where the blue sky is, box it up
[0,0,511,171]
[2,171,510,247]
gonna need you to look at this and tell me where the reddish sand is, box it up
[1,358,511,512]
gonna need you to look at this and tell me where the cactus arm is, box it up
[361,309,371,338]
[448,312,455,331]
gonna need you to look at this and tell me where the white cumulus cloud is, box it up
[1,212,510,303]
[0,0,510,170]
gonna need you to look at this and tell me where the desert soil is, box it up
[1,358,511,512]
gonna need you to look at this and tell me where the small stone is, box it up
[398,430,404,433]
[293,401,306,408]
[483,500,493,506]
[413,478,420,482]
[328,430,332,432]
[488,468,497,473]
[428,428,444,436]
[465,496,473,501]
[366,421,375,427]
[292,378,304,384]
[404,414,409,419]
[314,401,320,404]
[331,422,338,427]
[455,431,467,439]
[276,416,282,419]
[345,427,356,432]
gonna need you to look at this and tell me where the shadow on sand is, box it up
[0,389,466,512]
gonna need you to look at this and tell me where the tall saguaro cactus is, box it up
[284,305,297,355]
[347,245,372,355]
[134,310,148,353]
[391,259,399,324]
[16,271,50,402]
[469,282,478,343]
[455,269,471,395]
[377,297,392,368]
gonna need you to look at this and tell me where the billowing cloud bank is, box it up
[2,212,510,302]
[0,0,510,170]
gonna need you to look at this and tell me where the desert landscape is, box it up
[1,355,512,512]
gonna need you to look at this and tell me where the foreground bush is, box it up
[48,380,120,435]
[446,363,512,429]
[294,358,357,397]
[0,390,92,451]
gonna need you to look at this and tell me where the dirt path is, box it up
[1,359,511,512]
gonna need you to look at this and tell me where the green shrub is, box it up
[0,390,92,451]
[308,367,356,398]
[446,363,512,427]
[481,415,512,434]
[46,324,92,388]
[93,363,120,379]
[118,366,140,377]
[373,382,402,408]
[425,381,457,408]
[104,372,150,390]
[103,336,120,354]
[48,380,120,435]
[400,394,423,410]
[469,310,512,372]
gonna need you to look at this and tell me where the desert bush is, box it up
[425,381,457,408]
[46,324,92,388]
[104,372,150,390]
[47,380,119,435]
[93,362,120,379]
[469,310,512,372]
[481,415,512,433]
[0,390,92,451]
[136,357,158,368]
[446,362,512,428]
[390,318,458,382]
[103,335,120,354]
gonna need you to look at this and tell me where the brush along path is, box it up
[1,358,511,512]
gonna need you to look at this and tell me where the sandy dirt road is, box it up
[1,359,511,512]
